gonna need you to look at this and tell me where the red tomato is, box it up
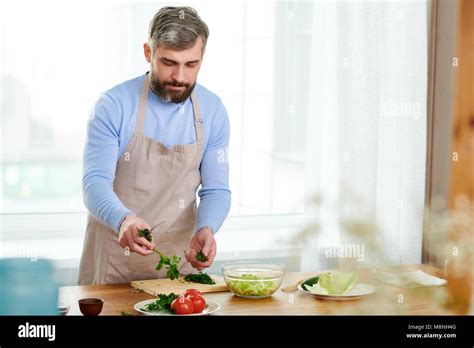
[186,293,206,313]
[171,296,194,315]
[183,289,202,297]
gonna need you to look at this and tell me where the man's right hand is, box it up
[118,214,156,256]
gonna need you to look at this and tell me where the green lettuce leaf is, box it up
[305,271,358,295]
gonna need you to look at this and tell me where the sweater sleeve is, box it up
[82,93,134,233]
[195,101,231,234]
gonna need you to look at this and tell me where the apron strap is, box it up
[134,74,151,136]
[190,91,204,145]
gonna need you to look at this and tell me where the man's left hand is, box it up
[185,227,216,271]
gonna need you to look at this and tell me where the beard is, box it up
[149,70,196,104]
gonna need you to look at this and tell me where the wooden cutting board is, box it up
[130,275,228,296]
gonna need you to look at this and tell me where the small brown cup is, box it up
[78,298,104,316]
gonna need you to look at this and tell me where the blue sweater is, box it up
[82,73,231,234]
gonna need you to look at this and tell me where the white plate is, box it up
[297,280,376,301]
[134,299,221,316]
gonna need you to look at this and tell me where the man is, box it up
[78,6,231,284]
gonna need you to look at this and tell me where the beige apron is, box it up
[78,74,203,285]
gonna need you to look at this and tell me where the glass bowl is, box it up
[221,262,286,299]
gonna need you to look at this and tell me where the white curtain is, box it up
[301,0,428,270]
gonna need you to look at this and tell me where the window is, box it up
[0,1,308,217]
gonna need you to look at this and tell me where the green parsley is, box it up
[137,228,181,280]
[195,250,209,262]
[141,293,179,313]
[184,272,216,285]
[137,228,153,242]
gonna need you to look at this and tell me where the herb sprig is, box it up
[138,228,181,280]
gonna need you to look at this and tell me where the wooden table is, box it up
[59,264,455,315]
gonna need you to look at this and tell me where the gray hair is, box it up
[148,6,209,54]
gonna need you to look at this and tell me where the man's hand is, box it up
[118,214,156,256]
[185,228,216,271]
